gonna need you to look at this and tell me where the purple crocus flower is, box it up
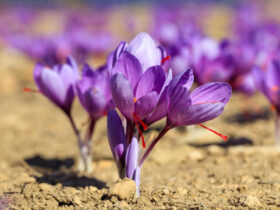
[77,64,112,119]
[110,32,165,72]
[110,51,168,147]
[108,62,231,196]
[105,32,232,196]
[138,69,231,169]
[33,56,111,173]
[75,64,113,172]
[253,58,280,144]
[166,69,232,128]
[33,56,79,114]
[33,57,94,171]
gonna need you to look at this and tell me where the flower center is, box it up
[92,87,99,94]
[133,113,148,148]
[161,55,171,65]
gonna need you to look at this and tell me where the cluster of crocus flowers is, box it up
[107,33,232,195]
[32,56,112,173]
[31,32,231,195]
[0,6,115,66]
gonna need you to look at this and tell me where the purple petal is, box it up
[132,166,141,196]
[167,85,191,126]
[265,61,280,103]
[110,73,134,120]
[253,61,280,104]
[111,51,142,90]
[233,73,256,96]
[112,41,128,66]
[143,70,173,125]
[81,63,96,77]
[107,110,126,174]
[38,69,71,111]
[134,92,159,119]
[125,137,139,179]
[127,32,162,71]
[170,102,225,127]
[167,69,194,97]
[134,65,165,98]
[252,66,269,99]
[59,64,77,91]
[144,89,168,125]
[33,63,44,88]
[66,56,79,79]
[77,86,107,119]
[190,82,232,105]
[266,61,280,87]
[77,65,111,118]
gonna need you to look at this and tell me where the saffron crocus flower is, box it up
[253,59,280,144]
[111,32,164,72]
[108,66,231,196]
[110,51,168,146]
[75,64,113,172]
[33,56,101,173]
[138,68,231,170]
[165,70,232,128]
[33,56,79,114]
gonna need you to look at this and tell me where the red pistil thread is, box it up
[133,113,148,130]
[133,113,149,148]
[198,124,228,141]
[23,87,40,93]
[194,101,219,105]
[271,105,276,112]
[161,55,171,65]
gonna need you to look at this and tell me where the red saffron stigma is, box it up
[194,101,219,105]
[133,113,148,130]
[161,55,171,65]
[23,87,40,93]
[133,115,146,148]
[271,105,276,112]
[198,124,228,141]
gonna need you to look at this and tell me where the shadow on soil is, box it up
[226,108,271,124]
[25,155,74,170]
[24,155,106,189]
[189,136,253,148]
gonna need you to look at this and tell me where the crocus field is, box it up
[1,0,280,209]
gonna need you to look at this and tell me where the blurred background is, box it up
[1,0,280,208]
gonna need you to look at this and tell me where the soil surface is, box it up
[1,50,280,209]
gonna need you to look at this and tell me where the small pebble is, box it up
[108,178,136,200]
[243,195,262,208]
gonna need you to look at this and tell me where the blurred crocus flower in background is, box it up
[33,56,113,173]
[33,56,79,114]
[253,56,280,145]
[0,6,115,66]
[75,63,113,171]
